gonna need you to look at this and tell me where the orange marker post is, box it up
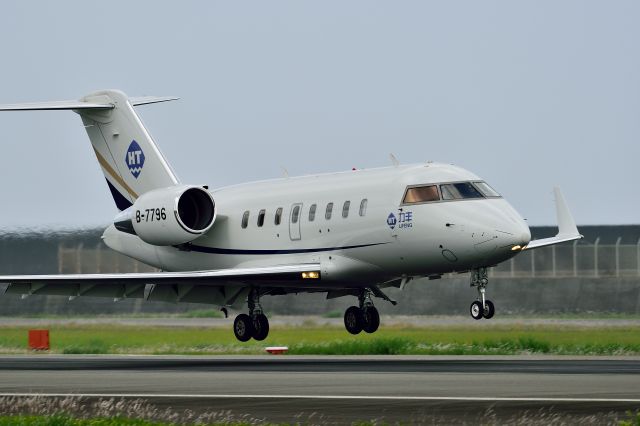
[28,330,50,351]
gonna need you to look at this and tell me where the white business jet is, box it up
[0,90,582,341]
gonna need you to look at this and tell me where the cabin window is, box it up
[241,210,250,229]
[342,200,351,218]
[403,185,440,204]
[274,207,283,225]
[309,204,317,222]
[325,202,334,220]
[257,209,266,227]
[474,181,501,198]
[440,182,484,200]
[292,205,301,224]
[359,199,368,216]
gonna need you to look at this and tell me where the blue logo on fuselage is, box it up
[387,211,413,230]
[126,140,145,178]
[387,213,397,229]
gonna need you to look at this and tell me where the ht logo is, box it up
[125,140,145,178]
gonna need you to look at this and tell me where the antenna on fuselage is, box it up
[281,166,289,178]
[389,153,400,167]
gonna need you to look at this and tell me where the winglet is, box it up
[521,187,583,251]
[554,186,580,238]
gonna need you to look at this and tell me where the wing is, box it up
[0,263,321,306]
[519,187,583,251]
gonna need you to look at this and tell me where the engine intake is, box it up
[115,185,216,246]
[176,187,216,233]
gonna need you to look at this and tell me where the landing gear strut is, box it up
[470,267,495,320]
[233,288,270,342]
[344,289,380,335]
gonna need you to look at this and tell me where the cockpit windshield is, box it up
[403,185,440,204]
[440,182,483,200]
[402,181,501,205]
[473,181,500,197]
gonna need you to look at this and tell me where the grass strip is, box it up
[1,323,640,355]
[0,396,637,425]
[0,415,169,426]
[1,411,639,426]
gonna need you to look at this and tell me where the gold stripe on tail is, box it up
[92,147,139,200]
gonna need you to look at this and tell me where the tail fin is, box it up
[0,90,180,210]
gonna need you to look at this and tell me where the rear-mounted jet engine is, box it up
[114,185,216,246]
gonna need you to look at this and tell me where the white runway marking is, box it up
[1,393,639,403]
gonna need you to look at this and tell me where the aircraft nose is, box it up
[494,207,530,250]
[519,223,531,246]
[469,200,531,263]
[502,219,531,249]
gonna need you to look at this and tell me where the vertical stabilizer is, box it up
[78,90,179,210]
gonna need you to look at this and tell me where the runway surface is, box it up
[1,355,639,423]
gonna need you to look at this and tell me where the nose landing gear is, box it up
[470,267,495,320]
[343,289,381,334]
[233,288,270,342]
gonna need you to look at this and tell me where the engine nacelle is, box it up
[115,185,216,246]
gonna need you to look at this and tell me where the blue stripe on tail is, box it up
[105,178,133,211]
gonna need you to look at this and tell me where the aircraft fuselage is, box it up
[104,162,531,288]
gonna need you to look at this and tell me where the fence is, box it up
[2,237,637,315]
[56,240,640,278]
[57,243,157,274]
[491,240,640,278]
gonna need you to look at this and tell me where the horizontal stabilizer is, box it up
[129,96,180,106]
[0,96,178,111]
[521,187,582,251]
[0,100,114,111]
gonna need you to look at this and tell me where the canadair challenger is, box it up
[0,90,582,341]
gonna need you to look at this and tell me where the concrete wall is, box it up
[2,276,639,316]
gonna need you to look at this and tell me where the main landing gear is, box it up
[233,289,270,342]
[469,267,495,320]
[344,290,381,335]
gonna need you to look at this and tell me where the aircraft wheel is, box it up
[253,314,270,341]
[233,314,254,342]
[362,306,380,334]
[344,306,364,334]
[483,300,495,319]
[470,301,484,320]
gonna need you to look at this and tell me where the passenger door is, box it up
[289,203,302,241]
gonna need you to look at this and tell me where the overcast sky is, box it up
[0,1,637,230]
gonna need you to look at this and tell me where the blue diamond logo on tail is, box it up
[125,140,145,178]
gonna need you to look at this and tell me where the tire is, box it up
[233,314,254,342]
[344,306,364,334]
[362,306,380,334]
[470,301,483,320]
[253,314,270,341]
[483,300,495,319]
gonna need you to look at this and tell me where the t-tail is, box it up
[0,90,180,210]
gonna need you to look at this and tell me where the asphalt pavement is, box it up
[1,355,639,423]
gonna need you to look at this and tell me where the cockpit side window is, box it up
[440,182,484,200]
[402,185,440,204]
[474,181,501,198]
